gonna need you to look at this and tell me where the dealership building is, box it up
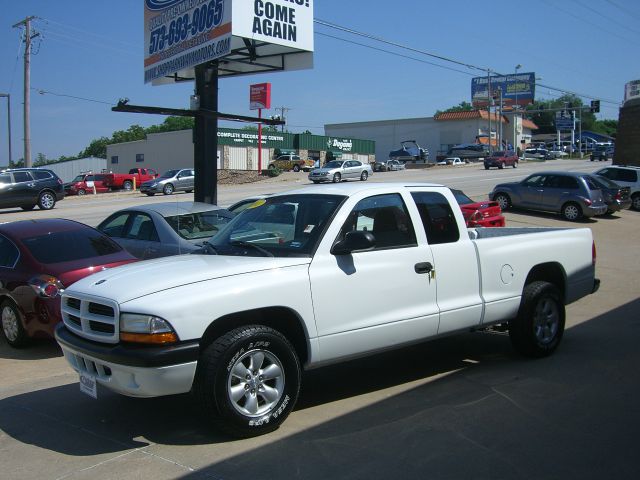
[325,110,539,162]
[105,127,375,174]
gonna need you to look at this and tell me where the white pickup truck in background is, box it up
[55,183,599,437]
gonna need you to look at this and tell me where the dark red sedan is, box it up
[451,189,506,228]
[0,219,137,347]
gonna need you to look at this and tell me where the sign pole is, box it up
[194,62,219,205]
[258,108,262,174]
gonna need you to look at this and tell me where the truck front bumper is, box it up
[55,324,199,398]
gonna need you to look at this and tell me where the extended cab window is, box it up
[411,192,460,244]
[338,193,417,250]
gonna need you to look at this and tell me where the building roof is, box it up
[435,110,538,130]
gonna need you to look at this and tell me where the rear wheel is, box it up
[509,281,564,357]
[513,161,518,168]
[1,300,28,348]
[484,164,490,170]
[122,180,133,191]
[494,193,511,210]
[194,325,301,438]
[631,194,640,211]
[292,164,300,172]
[498,162,505,169]
[77,189,86,196]
[38,191,56,210]
[360,171,368,181]
[561,202,582,221]
[163,183,174,195]
[332,173,341,183]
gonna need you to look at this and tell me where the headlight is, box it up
[119,313,178,344]
[150,182,158,187]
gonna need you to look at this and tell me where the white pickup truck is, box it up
[55,183,599,437]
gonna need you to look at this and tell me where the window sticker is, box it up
[247,199,267,209]
[303,225,315,233]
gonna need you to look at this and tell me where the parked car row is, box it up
[489,166,636,221]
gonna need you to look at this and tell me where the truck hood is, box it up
[65,254,311,303]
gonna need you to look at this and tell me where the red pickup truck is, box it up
[106,168,158,190]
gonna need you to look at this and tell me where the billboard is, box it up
[624,80,640,105]
[250,82,271,110]
[144,0,314,84]
[472,72,536,108]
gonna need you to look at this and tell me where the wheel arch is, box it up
[200,306,310,365]
[524,262,567,303]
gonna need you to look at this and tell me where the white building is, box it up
[325,111,538,161]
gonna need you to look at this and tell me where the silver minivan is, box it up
[490,171,608,221]
[140,168,194,196]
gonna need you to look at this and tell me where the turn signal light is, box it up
[120,332,178,344]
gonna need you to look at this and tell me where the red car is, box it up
[0,219,138,347]
[64,173,111,196]
[484,150,519,170]
[452,189,505,227]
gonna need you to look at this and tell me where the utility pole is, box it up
[487,71,492,153]
[0,94,11,165]
[13,16,39,168]
[274,106,290,132]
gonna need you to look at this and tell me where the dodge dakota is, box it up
[55,183,599,437]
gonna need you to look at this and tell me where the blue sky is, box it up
[1,0,637,161]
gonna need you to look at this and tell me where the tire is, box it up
[513,161,518,168]
[146,193,155,196]
[360,171,368,181]
[332,173,341,183]
[292,165,300,172]
[38,191,56,210]
[194,325,301,438]
[122,180,133,191]
[1,300,28,348]
[312,181,319,184]
[495,193,511,210]
[185,190,193,193]
[484,165,489,170]
[268,164,276,170]
[509,281,565,357]
[77,189,86,196]
[498,162,505,169]
[631,194,640,211]
[163,183,174,195]
[21,205,35,211]
[561,202,582,221]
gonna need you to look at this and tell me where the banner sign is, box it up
[144,0,233,83]
[624,79,640,105]
[233,0,314,52]
[472,72,536,108]
[250,83,271,110]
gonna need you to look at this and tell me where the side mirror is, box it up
[331,231,376,255]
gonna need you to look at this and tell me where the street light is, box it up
[513,65,522,156]
[0,93,11,165]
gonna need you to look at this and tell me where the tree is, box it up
[523,94,598,134]
[78,137,110,159]
[435,101,474,116]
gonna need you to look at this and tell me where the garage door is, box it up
[228,147,248,170]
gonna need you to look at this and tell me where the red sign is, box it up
[250,83,271,110]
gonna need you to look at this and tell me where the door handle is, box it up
[414,262,433,274]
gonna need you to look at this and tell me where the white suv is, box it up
[594,166,640,210]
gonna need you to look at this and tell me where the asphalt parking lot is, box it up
[1,160,639,479]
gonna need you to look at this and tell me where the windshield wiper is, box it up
[230,240,274,257]
[191,240,218,255]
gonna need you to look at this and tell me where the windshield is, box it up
[323,161,344,169]
[451,190,473,205]
[592,175,618,189]
[205,194,346,257]
[160,170,180,178]
[165,210,234,240]
[72,175,85,182]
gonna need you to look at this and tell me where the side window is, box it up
[136,154,144,163]
[583,177,599,190]
[411,192,460,245]
[98,213,130,238]
[0,235,19,268]
[598,168,614,180]
[619,169,638,182]
[111,156,119,164]
[338,193,416,250]
[32,170,52,180]
[127,214,159,242]
[523,175,545,187]
[0,174,11,184]
[12,171,33,183]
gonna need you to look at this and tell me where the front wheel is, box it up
[146,192,155,196]
[21,205,35,211]
[631,194,640,211]
[360,171,368,181]
[484,164,490,170]
[494,193,511,210]
[513,161,518,168]
[194,325,301,438]
[38,191,56,210]
[561,202,582,221]
[77,189,86,196]
[509,281,565,357]
[498,162,505,169]
[163,183,174,195]
[1,300,28,348]
[332,173,341,183]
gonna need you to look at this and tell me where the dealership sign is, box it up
[250,83,271,110]
[624,80,640,105]
[472,72,536,108]
[144,0,314,83]
[327,137,353,152]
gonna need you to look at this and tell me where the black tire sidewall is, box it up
[197,326,300,437]
[510,281,565,357]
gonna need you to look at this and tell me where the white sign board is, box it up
[144,0,233,83]
[144,0,314,84]
[624,80,640,105]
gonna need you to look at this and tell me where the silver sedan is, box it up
[96,202,234,259]
[308,160,373,183]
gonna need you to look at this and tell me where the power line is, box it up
[32,88,114,106]
[35,17,138,49]
[604,0,640,21]
[570,0,640,36]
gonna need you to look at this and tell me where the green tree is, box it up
[434,101,474,116]
[78,136,110,159]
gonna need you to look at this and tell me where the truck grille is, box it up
[61,294,120,343]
